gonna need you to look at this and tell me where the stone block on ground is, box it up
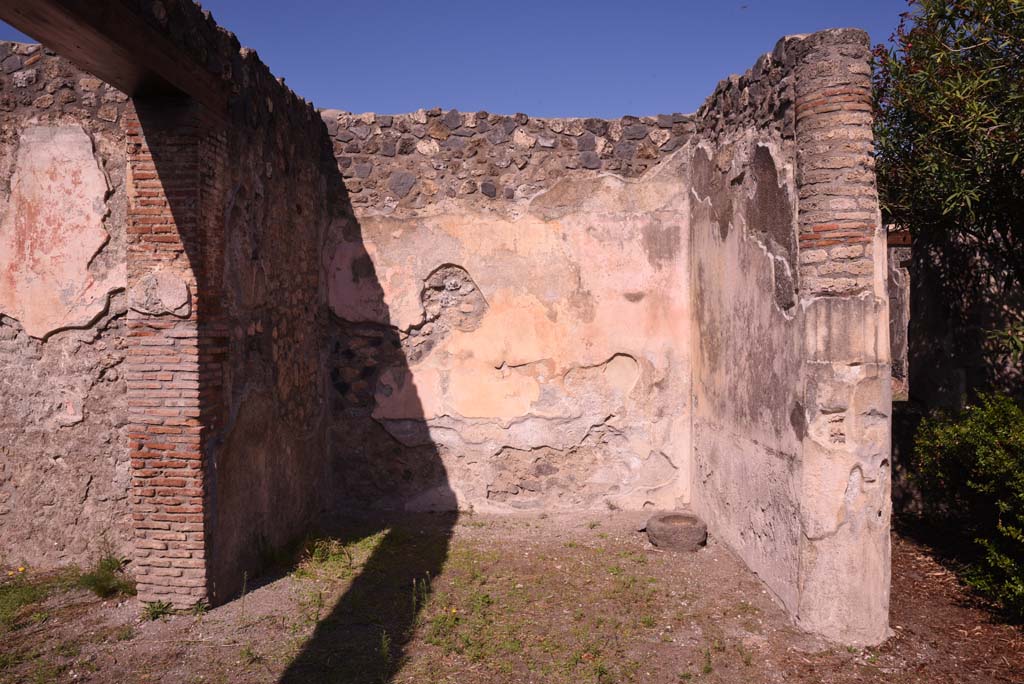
[645,511,708,551]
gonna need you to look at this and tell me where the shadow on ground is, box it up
[279,513,457,684]
[135,90,457,684]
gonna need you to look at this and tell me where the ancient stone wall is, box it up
[320,107,698,513]
[116,0,339,605]
[317,30,888,646]
[0,0,891,644]
[0,42,132,567]
[687,51,806,622]
[687,29,891,645]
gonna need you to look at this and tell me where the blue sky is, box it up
[0,0,908,117]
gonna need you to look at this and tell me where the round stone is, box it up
[645,512,707,552]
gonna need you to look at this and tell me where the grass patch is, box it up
[79,555,135,599]
[1,568,79,632]
[292,531,387,582]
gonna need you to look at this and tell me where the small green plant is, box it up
[639,615,656,628]
[55,640,81,658]
[412,573,432,612]
[142,600,173,621]
[425,609,461,653]
[914,392,1024,616]
[0,649,27,669]
[115,625,135,641]
[989,322,1024,366]
[701,648,713,675]
[79,555,135,599]
[240,643,261,665]
[189,600,208,616]
[378,629,392,664]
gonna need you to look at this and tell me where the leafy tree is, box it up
[874,0,1024,254]
[873,0,1024,385]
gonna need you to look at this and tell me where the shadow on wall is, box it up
[280,180,459,683]
[135,95,455,684]
[908,233,1024,409]
[281,142,457,684]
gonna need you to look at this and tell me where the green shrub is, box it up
[914,392,1024,616]
[79,555,136,599]
[142,600,174,621]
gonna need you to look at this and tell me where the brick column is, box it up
[791,29,892,645]
[125,98,225,608]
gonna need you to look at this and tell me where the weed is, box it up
[240,571,248,617]
[426,609,461,653]
[55,640,80,658]
[469,590,493,615]
[499,634,524,655]
[0,648,27,670]
[732,600,759,616]
[736,643,754,666]
[79,555,135,599]
[616,550,648,565]
[115,625,135,641]
[639,615,656,628]
[190,600,208,616]
[300,589,325,624]
[592,661,612,683]
[678,673,693,681]
[588,521,601,529]
[379,629,392,663]
[412,573,432,611]
[240,643,261,665]
[702,648,713,675]
[142,600,173,621]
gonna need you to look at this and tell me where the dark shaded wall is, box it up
[202,66,336,602]
[907,235,1022,409]
[122,0,342,603]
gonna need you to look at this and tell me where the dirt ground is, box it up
[1,511,1022,684]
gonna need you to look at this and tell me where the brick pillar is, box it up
[125,98,226,608]
[791,29,892,645]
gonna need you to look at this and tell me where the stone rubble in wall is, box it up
[320,107,697,210]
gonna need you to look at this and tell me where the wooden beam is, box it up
[0,0,227,116]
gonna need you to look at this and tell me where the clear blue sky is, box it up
[0,0,907,117]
